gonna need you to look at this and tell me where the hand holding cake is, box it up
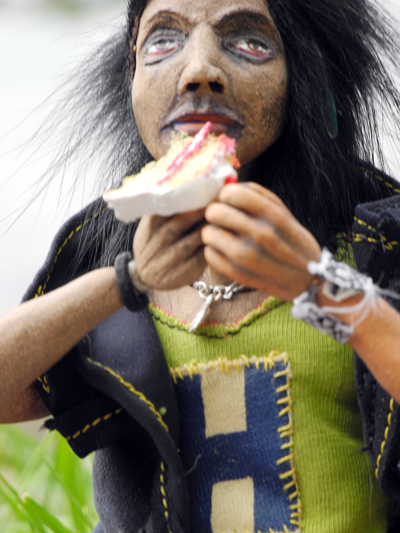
[103,122,239,221]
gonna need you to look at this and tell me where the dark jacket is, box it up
[23,183,400,533]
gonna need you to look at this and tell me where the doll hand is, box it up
[202,182,321,301]
[133,209,206,290]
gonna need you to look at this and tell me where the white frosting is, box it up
[103,152,237,222]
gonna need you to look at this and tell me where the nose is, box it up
[177,27,228,96]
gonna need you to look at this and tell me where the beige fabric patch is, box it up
[201,363,246,438]
[211,477,255,533]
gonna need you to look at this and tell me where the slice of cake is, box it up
[103,122,240,222]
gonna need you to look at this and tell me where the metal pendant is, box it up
[189,293,214,333]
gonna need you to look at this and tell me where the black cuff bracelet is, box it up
[114,252,149,312]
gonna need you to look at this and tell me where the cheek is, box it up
[260,77,288,138]
[131,66,177,161]
[131,72,163,160]
[245,65,288,157]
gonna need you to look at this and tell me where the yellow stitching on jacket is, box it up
[362,168,400,194]
[35,209,105,394]
[354,217,382,235]
[353,217,399,250]
[37,375,50,394]
[65,407,123,442]
[160,462,172,532]
[375,397,395,478]
[34,210,104,299]
[352,232,399,250]
[87,358,169,432]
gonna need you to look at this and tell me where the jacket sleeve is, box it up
[21,201,180,457]
[352,193,400,504]
[21,202,190,532]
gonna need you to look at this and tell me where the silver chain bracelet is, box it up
[291,248,378,344]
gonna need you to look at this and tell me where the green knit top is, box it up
[149,297,390,533]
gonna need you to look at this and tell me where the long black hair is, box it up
[28,0,400,270]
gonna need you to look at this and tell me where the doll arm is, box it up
[0,206,208,423]
[316,289,400,403]
[203,182,400,402]
[0,267,123,422]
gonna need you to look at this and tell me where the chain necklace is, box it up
[189,281,251,332]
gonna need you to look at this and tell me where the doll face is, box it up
[131,0,288,166]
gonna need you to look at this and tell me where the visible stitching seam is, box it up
[160,462,172,533]
[362,167,400,194]
[37,375,50,394]
[150,301,285,340]
[170,353,278,384]
[352,233,398,251]
[65,407,123,442]
[34,210,104,299]
[170,351,303,531]
[87,358,169,433]
[352,216,399,251]
[375,397,395,478]
[35,209,105,394]
[354,217,382,236]
[274,353,303,530]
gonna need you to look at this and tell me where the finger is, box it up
[220,183,287,212]
[205,203,264,236]
[153,247,206,290]
[204,205,313,269]
[216,186,320,255]
[241,182,286,206]
[202,225,309,282]
[204,246,297,300]
[166,248,207,289]
[164,227,204,265]
[219,184,291,221]
[218,186,297,241]
[154,209,206,246]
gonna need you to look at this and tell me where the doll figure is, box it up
[2,0,400,532]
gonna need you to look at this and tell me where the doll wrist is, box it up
[114,252,149,312]
[291,249,377,344]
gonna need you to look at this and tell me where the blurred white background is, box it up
[0,0,126,315]
[1,0,400,317]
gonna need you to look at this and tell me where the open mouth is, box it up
[162,110,244,139]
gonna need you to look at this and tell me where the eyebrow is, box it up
[143,8,273,33]
[212,9,273,33]
[143,11,190,32]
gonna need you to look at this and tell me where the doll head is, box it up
[121,0,400,242]
[129,0,288,167]
[58,0,400,268]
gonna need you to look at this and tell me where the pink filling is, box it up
[156,122,213,186]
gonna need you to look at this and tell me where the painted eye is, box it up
[144,34,183,62]
[230,39,273,59]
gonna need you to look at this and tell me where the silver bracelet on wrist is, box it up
[291,248,378,344]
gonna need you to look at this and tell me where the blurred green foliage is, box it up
[0,425,98,533]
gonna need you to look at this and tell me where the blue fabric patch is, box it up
[175,360,296,533]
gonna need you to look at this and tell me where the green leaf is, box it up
[20,494,75,533]
[37,446,95,530]
[0,473,44,532]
